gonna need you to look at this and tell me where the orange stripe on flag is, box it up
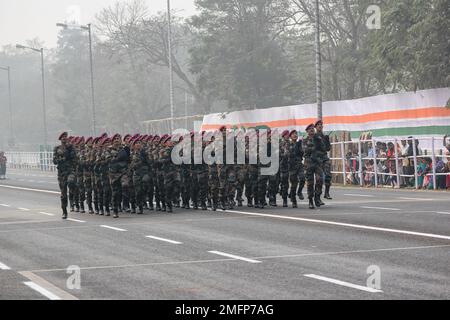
[201,107,450,130]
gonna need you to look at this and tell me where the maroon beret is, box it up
[289,130,298,137]
[315,120,323,127]
[58,132,68,141]
[112,134,121,142]
[305,123,315,131]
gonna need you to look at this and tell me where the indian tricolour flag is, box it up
[201,88,450,143]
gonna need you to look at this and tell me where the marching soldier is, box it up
[130,138,150,214]
[53,132,77,219]
[105,134,130,218]
[288,130,304,208]
[315,120,332,200]
[81,137,95,214]
[303,124,324,209]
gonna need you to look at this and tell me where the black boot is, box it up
[207,199,212,208]
[309,197,315,209]
[237,199,243,207]
[75,204,80,213]
[228,200,235,210]
[80,203,85,214]
[212,200,218,212]
[221,201,227,211]
[324,185,333,200]
[156,202,161,212]
[193,201,199,210]
[269,197,277,207]
[131,204,136,214]
[113,208,119,218]
[292,198,298,208]
[62,207,68,220]
[88,204,94,214]
[94,202,99,215]
[138,206,144,214]
[283,197,288,208]
[247,197,253,208]
[298,190,305,201]
[314,196,321,208]
[105,207,110,217]
[161,203,167,212]
[201,201,207,211]
[167,203,173,213]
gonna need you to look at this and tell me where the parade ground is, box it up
[0,168,449,300]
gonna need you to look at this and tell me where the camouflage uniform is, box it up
[146,145,155,211]
[303,135,324,208]
[131,148,150,214]
[93,147,104,214]
[53,143,77,217]
[160,145,177,213]
[316,132,332,199]
[153,144,165,211]
[245,142,258,207]
[81,145,94,213]
[105,144,130,217]
[279,137,290,206]
[288,139,304,207]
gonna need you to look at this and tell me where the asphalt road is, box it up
[0,168,449,300]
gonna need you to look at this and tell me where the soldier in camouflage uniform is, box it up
[267,130,280,207]
[279,130,290,207]
[288,130,304,208]
[303,124,324,209]
[160,136,177,213]
[130,138,150,214]
[81,137,95,214]
[76,137,86,213]
[153,136,166,212]
[206,133,220,211]
[105,134,130,218]
[145,136,156,211]
[68,137,79,212]
[53,132,77,219]
[100,138,112,216]
[93,137,106,215]
[245,133,258,207]
[180,134,192,209]
[122,135,136,214]
[315,120,332,201]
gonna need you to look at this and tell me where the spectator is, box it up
[445,160,450,190]
[0,151,6,180]
[364,159,375,187]
[435,157,446,190]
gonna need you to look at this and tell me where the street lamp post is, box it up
[315,0,323,120]
[167,0,175,133]
[16,44,48,149]
[0,66,14,145]
[57,22,97,136]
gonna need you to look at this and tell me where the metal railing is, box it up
[330,136,450,190]
[5,152,56,172]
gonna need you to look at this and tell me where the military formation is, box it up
[53,121,332,220]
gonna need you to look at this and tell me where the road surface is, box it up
[0,168,449,300]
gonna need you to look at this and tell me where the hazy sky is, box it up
[0,0,197,48]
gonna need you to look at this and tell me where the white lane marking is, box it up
[361,206,401,211]
[0,261,11,270]
[0,184,59,194]
[398,197,432,201]
[208,251,262,264]
[23,281,61,300]
[39,212,55,216]
[100,225,127,232]
[67,218,86,223]
[437,212,450,215]
[224,209,450,241]
[18,207,31,211]
[304,274,383,293]
[19,271,78,300]
[146,235,182,244]
[0,204,11,207]
[344,194,375,198]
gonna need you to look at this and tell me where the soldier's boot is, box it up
[94,202,99,215]
[314,196,322,208]
[70,202,74,212]
[149,202,154,211]
[156,201,161,212]
[62,207,68,220]
[113,207,119,219]
[175,201,180,208]
[99,207,105,216]
[80,203,85,214]
[193,201,199,210]
[254,200,260,209]
[138,206,144,215]
[221,200,227,211]
[88,203,94,214]
[292,198,298,209]
[181,201,186,209]
[318,197,325,206]
[167,203,173,213]
[105,207,111,217]
[75,204,80,213]
[269,196,277,207]
[297,187,305,200]
[282,197,288,208]
[207,199,212,208]
[131,203,136,214]
[201,201,207,211]
[162,203,167,212]
[212,200,218,212]
[324,185,332,200]
[247,197,253,208]
[309,197,315,210]
[228,200,235,210]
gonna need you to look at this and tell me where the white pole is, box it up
[412,138,418,189]
[431,137,437,190]
[372,138,378,187]
[358,139,363,187]
[167,0,175,133]
[394,139,400,188]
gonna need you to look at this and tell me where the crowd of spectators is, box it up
[342,136,450,190]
